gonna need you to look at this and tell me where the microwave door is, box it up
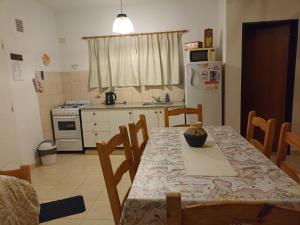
[190,50,208,62]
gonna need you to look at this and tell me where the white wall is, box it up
[0,0,60,165]
[217,0,226,63]
[225,0,300,133]
[55,0,221,71]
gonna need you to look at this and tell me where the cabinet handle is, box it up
[94,123,97,126]
[93,112,96,116]
[159,111,162,114]
[155,111,157,114]
[94,133,98,136]
[129,112,132,115]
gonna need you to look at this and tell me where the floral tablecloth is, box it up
[120,126,300,225]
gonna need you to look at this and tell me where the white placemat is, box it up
[181,131,238,176]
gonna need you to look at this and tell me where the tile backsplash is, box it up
[37,72,64,139]
[61,71,185,103]
[38,71,184,139]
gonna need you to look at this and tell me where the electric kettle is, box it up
[105,91,117,105]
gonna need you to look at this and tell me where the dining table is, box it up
[120,126,300,225]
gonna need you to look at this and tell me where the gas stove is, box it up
[52,100,90,116]
[51,100,90,152]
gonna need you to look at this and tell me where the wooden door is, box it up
[0,39,21,169]
[241,20,298,148]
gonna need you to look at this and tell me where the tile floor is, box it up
[32,154,130,225]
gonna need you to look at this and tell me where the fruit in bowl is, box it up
[183,126,208,147]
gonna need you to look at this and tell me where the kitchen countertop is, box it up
[81,101,185,110]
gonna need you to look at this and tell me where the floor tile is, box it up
[41,185,78,200]
[84,201,113,220]
[80,219,114,225]
[46,218,82,225]
[56,174,87,187]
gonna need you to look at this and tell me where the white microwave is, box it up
[188,48,216,62]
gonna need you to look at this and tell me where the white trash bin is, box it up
[38,141,57,166]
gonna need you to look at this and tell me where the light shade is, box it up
[112,14,134,34]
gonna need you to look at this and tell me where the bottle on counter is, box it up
[165,93,170,102]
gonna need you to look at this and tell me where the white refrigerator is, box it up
[185,62,222,126]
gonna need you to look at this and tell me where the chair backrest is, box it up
[166,192,300,225]
[129,114,149,173]
[0,165,31,183]
[164,104,203,127]
[246,111,276,158]
[276,122,300,184]
[96,126,135,225]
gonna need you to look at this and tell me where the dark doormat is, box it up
[39,195,86,223]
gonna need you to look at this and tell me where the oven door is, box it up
[53,115,82,139]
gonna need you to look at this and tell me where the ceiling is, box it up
[39,0,166,12]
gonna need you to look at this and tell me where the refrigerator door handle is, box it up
[190,68,195,86]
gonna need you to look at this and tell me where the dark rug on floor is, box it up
[39,195,86,223]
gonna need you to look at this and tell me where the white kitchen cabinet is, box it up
[82,121,111,132]
[157,109,165,127]
[81,104,185,148]
[109,109,135,134]
[133,109,160,130]
[83,131,112,147]
[81,110,112,147]
[81,110,110,122]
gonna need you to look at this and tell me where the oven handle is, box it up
[53,116,77,120]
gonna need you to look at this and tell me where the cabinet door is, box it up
[133,109,159,130]
[81,110,110,122]
[94,131,112,144]
[158,109,165,128]
[83,131,96,147]
[82,121,111,132]
[83,131,111,147]
[109,110,134,134]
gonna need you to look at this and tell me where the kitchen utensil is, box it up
[105,91,117,105]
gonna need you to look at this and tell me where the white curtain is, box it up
[88,38,111,88]
[88,32,182,89]
[138,34,162,85]
[109,36,139,87]
[138,33,181,85]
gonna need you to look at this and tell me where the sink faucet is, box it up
[152,96,161,103]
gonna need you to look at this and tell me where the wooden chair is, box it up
[129,114,149,173]
[246,111,276,158]
[276,122,300,184]
[0,165,31,183]
[166,192,300,225]
[96,126,135,225]
[164,104,203,127]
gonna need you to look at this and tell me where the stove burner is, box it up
[52,100,90,116]
[59,104,85,109]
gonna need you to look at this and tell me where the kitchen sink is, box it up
[142,102,173,106]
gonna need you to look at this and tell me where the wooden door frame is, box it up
[241,19,298,134]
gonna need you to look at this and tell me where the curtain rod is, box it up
[82,29,188,40]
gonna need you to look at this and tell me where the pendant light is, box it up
[112,0,134,34]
